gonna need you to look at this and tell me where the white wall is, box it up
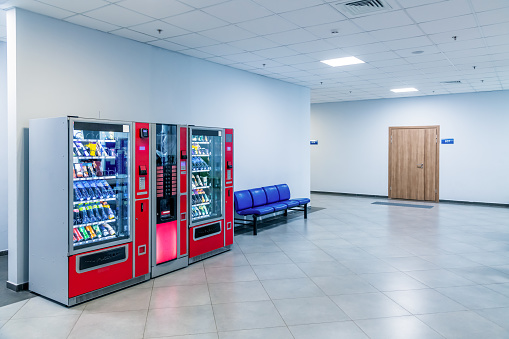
[311,90,509,204]
[0,41,6,251]
[7,9,310,284]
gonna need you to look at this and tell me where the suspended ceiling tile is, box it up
[438,38,486,52]
[85,4,153,27]
[287,40,336,54]
[65,14,120,32]
[383,36,434,51]
[228,37,279,51]
[38,0,109,13]
[162,10,228,31]
[200,25,255,43]
[427,27,482,44]
[476,7,509,26]
[148,39,187,51]
[180,48,214,59]
[167,33,220,48]
[237,15,298,35]
[265,28,319,45]
[292,62,330,71]
[305,49,352,62]
[254,46,300,58]
[393,45,440,58]
[404,52,448,63]
[118,0,193,19]
[253,0,324,14]
[342,42,392,55]
[280,4,346,27]
[110,28,155,43]
[484,34,509,47]
[481,22,509,37]
[242,59,284,69]
[326,32,378,48]
[304,20,362,39]
[351,10,414,31]
[202,0,272,24]
[358,51,401,62]
[369,25,424,41]
[130,20,189,39]
[272,54,316,65]
[470,0,509,12]
[223,52,265,63]
[262,65,300,73]
[183,0,231,9]
[488,45,509,54]
[418,14,477,35]
[1,0,73,19]
[406,0,472,23]
[197,43,245,56]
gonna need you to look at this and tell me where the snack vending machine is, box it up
[150,124,189,277]
[188,127,234,263]
[29,117,150,306]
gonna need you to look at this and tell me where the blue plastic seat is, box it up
[249,188,268,207]
[265,202,288,211]
[234,190,253,213]
[262,186,280,203]
[237,206,275,216]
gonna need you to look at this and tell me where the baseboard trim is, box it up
[0,250,7,256]
[311,191,508,208]
[311,191,388,199]
[6,281,29,292]
[439,199,509,208]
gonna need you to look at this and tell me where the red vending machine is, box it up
[149,124,189,277]
[28,117,150,306]
[188,127,234,263]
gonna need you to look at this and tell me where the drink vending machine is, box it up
[29,117,150,306]
[188,127,234,263]
[149,124,189,277]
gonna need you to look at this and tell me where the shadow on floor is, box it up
[0,255,36,308]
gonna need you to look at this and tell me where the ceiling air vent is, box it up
[440,81,462,84]
[333,0,392,17]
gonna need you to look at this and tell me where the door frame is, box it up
[388,125,440,202]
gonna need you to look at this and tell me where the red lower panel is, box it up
[68,243,133,298]
[180,195,187,256]
[189,221,224,258]
[225,187,234,246]
[156,220,178,264]
[135,199,150,277]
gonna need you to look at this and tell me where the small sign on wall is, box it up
[441,138,454,144]
[310,140,318,145]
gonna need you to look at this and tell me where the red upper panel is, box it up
[135,123,150,199]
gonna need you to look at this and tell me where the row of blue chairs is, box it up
[234,184,310,235]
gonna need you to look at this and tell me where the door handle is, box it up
[417,163,424,168]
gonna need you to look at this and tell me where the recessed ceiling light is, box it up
[320,56,365,67]
[391,88,418,93]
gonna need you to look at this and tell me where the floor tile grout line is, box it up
[141,283,155,338]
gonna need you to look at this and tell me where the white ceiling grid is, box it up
[0,0,507,103]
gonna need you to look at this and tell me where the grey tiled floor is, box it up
[1,193,509,338]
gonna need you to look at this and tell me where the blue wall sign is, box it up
[310,140,318,145]
[441,138,454,144]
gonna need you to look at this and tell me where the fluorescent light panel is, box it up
[321,56,365,67]
[391,87,418,93]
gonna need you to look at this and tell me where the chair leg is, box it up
[304,204,308,219]
[253,215,258,236]
[284,209,288,216]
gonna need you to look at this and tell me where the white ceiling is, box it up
[0,0,508,103]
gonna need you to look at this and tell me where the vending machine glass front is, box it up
[72,121,131,251]
[190,129,223,223]
[155,124,178,224]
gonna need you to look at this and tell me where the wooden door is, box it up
[389,126,439,202]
